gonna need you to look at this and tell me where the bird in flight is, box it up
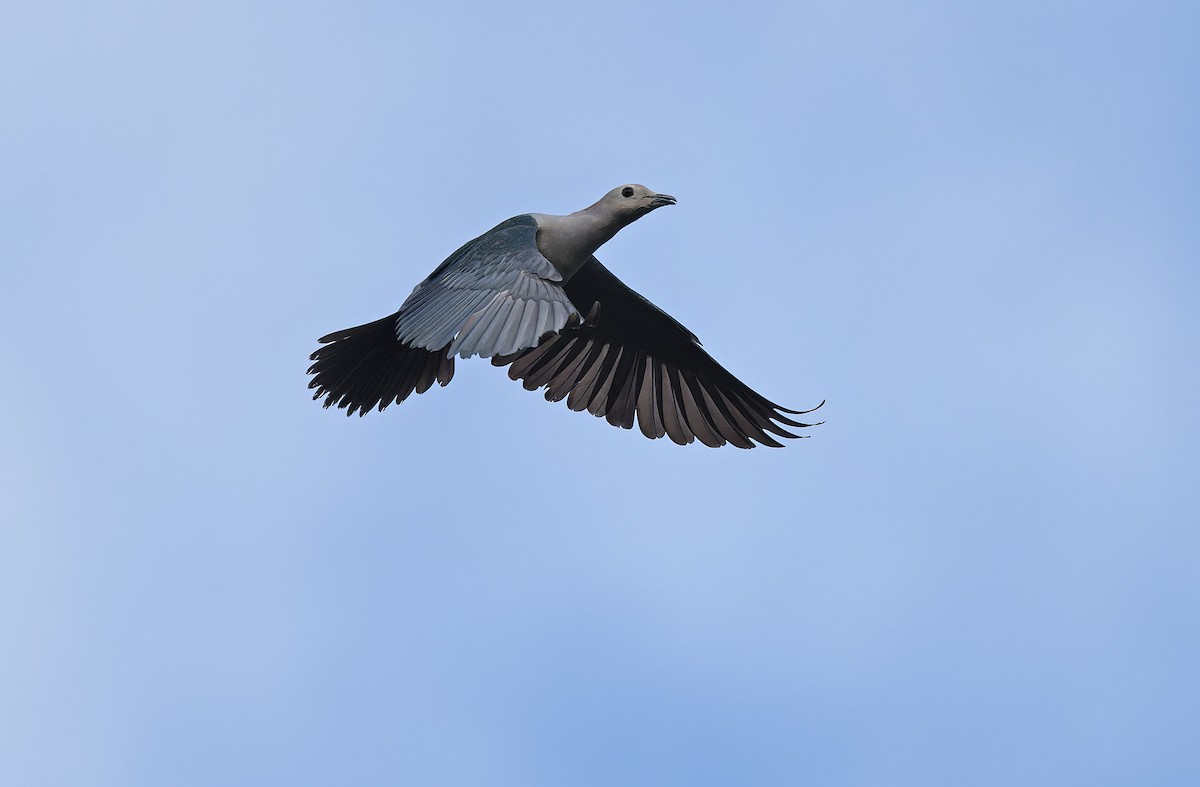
[308,185,822,447]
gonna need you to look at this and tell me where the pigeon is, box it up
[308,184,821,447]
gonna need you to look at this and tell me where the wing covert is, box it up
[394,215,579,358]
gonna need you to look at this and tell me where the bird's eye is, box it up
[621,187,635,198]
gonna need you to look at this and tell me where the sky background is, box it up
[3,1,1198,785]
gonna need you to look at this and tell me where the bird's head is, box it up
[598,184,677,222]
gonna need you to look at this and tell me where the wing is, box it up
[308,214,580,416]
[395,214,579,359]
[493,257,822,448]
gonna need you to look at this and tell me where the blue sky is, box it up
[3,1,1197,784]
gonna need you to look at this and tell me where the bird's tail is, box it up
[307,313,454,416]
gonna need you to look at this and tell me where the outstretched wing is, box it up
[308,214,580,416]
[395,215,579,358]
[494,257,822,448]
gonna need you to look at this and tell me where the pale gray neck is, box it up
[532,204,628,279]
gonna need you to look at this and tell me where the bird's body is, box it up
[308,185,821,447]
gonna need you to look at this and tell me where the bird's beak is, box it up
[649,193,677,208]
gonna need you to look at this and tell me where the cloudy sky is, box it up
[3,1,1197,785]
